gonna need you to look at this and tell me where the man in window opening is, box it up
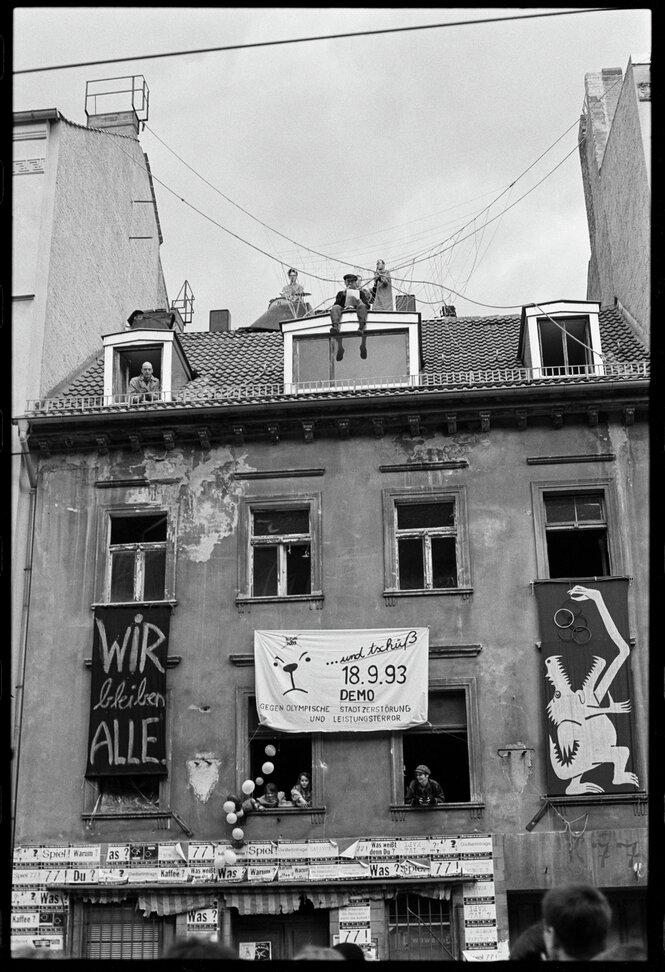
[129,361,160,402]
[330,273,371,361]
[405,764,445,806]
[291,771,312,807]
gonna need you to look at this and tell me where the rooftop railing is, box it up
[23,360,649,417]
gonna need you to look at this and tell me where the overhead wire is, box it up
[15,8,617,74]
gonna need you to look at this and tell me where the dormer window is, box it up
[537,316,592,371]
[282,311,422,391]
[520,300,604,378]
[102,317,194,404]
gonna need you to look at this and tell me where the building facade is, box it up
[12,86,172,819]
[579,56,651,347]
[11,302,649,958]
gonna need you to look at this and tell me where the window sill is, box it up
[81,809,169,821]
[250,805,326,816]
[235,593,324,606]
[544,792,647,808]
[91,599,178,609]
[390,801,484,813]
[383,588,473,599]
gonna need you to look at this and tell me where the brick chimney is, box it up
[209,309,231,332]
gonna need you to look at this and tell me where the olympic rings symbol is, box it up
[553,602,592,644]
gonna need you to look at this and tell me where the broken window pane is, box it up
[111,514,167,544]
[431,537,457,587]
[253,509,309,536]
[286,543,311,594]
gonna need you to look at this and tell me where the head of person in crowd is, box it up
[293,945,344,960]
[542,883,612,961]
[162,936,237,958]
[508,920,547,961]
[592,941,647,961]
[333,941,366,960]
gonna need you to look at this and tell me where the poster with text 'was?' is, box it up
[86,606,170,777]
[254,628,428,732]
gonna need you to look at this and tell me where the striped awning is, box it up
[138,891,217,917]
[221,890,305,915]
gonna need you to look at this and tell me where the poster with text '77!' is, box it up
[254,628,429,732]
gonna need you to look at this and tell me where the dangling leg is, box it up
[335,333,345,361]
[359,331,367,359]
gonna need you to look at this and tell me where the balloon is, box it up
[222,800,236,814]
[232,827,244,841]
[226,812,237,824]
[255,777,264,786]
[223,849,237,865]
[241,780,255,795]
[262,761,274,775]
[264,744,277,757]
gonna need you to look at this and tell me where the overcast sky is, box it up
[13,6,651,331]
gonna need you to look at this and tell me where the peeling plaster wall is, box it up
[15,417,648,898]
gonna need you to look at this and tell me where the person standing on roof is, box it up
[369,259,394,311]
[281,268,305,300]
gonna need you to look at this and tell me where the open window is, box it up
[112,345,162,398]
[391,679,482,808]
[107,512,168,602]
[293,330,410,386]
[383,487,471,596]
[237,495,322,604]
[537,316,592,372]
[544,492,610,577]
[531,480,622,580]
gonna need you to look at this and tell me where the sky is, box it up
[13,6,652,331]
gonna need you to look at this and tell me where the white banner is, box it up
[254,628,429,732]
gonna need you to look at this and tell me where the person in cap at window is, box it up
[290,771,312,807]
[405,764,445,806]
[128,361,160,402]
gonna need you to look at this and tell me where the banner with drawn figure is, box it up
[535,579,640,797]
[254,628,429,732]
[86,606,170,777]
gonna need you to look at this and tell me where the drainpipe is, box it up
[11,420,38,853]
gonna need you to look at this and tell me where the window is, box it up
[95,776,160,813]
[237,495,322,603]
[544,492,609,577]
[80,902,173,958]
[113,345,162,398]
[388,893,453,961]
[236,691,323,810]
[293,330,409,386]
[537,316,591,372]
[391,679,481,807]
[531,481,622,580]
[383,488,470,595]
[107,513,168,602]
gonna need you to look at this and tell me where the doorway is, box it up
[233,909,329,960]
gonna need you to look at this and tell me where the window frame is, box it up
[94,505,176,606]
[537,315,592,372]
[531,479,625,580]
[236,494,322,605]
[236,688,325,812]
[382,487,471,597]
[390,677,482,808]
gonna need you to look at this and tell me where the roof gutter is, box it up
[13,109,62,124]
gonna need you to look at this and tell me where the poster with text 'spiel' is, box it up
[86,606,170,776]
[254,628,428,732]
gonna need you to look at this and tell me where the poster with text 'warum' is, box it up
[254,628,429,732]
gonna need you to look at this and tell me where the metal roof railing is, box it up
[22,360,649,418]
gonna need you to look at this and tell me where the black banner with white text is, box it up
[86,606,169,777]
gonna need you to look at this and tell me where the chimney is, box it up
[442,305,457,318]
[395,294,417,312]
[85,76,149,139]
[127,308,178,330]
[210,309,231,332]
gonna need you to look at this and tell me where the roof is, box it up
[60,306,648,402]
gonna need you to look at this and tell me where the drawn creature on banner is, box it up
[271,636,311,695]
[545,584,639,795]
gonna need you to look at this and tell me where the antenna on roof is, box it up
[171,280,195,326]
